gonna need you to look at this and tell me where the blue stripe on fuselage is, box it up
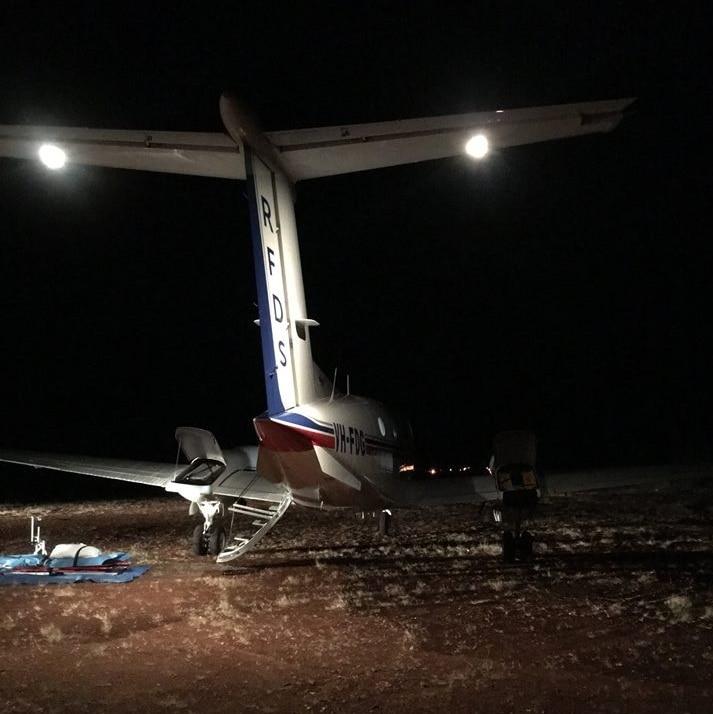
[245,149,284,415]
[270,412,334,436]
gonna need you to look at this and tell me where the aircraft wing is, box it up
[210,469,287,503]
[539,462,713,497]
[400,474,501,507]
[0,449,287,502]
[400,462,713,508]
[0,449,177,488]
[0,96,635,182]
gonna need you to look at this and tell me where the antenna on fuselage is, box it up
[330,368,338,402]
[346,374,350,396]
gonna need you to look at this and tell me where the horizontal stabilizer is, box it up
[268,97,636,180]
[0,96,635,182]
[0,125,243,179]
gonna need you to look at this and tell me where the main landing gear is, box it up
[357,508,393,536]
[378,509,392,536]
[502,528,534,563]
[189,499,227,557]
[487,430,540,563]
[499,489,537,563]
[192,523,226,557]
[188,494,292,563]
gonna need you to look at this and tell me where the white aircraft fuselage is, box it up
[254,397,414,510]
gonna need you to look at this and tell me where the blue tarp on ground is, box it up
[0,550,149,584]
[1,552,131,569]
[0,565,150,584]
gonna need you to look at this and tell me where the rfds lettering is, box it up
[262,193,287,368]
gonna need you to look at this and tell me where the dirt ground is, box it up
[1,483,712,714]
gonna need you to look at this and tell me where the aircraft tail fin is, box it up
[220,95,321,414]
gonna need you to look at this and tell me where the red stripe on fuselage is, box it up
[303,428,336,449]
[254,416,334,451]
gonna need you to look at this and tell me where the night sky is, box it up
[0,4,710,476]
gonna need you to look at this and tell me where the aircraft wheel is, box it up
[502,530,516,563]
[192,524,208,556]
[208,526,226,556]
[519,531,534,561]
[378,510,392,536]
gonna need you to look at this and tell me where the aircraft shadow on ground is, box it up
[220,546,713,589]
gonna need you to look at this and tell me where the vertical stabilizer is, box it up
[244,147,319,414]
[219,93,319,415]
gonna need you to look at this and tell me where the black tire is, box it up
[378,510,392,536]
[208,526,226,556]
[519,531,535,561]
[192,524,208,556]
[502,530,516,563]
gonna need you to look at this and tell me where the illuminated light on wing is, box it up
[38,143,66,169]
[465,133,489,159]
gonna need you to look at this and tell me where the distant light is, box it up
[38,144,66,169]
[465,134,489,159]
